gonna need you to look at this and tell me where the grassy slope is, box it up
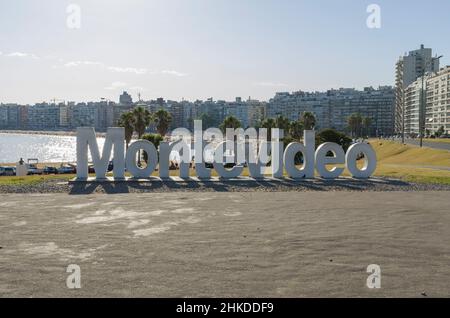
[368,139,450,185]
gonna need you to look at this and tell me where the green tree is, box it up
[275,115,290,132]
[118,111,134,149]
[435,126,445,138]
[220,116,242,133]
[153,109,173,136]
[261,117,276,141]
[198,113,215,129]
[141,133,164,163]
[132,106,152,139]
[300,112,316,130]
[347,113,363,138]
[289,120,304,140]
[316,129,352,152]
[362,116,373,137]
[131,106,152,165]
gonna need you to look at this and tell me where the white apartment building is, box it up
[425,66,450,135]
[404,78,424,135]
[394,45,440,135]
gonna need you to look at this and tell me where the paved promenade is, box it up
[1,192,449,297]
[402,139,450,151]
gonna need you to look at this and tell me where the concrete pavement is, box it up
[402,139,450,151]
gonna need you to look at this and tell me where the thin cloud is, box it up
[107,66,148,75]
[63,60,147,75]
[60,59,187,77]
[6,52,39,59]
[161,70,187,77]
[64,60,104,67]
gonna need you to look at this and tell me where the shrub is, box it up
[316,129,352,151]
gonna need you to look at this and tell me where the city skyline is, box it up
[0,84,393,105]
[1,0,450,104]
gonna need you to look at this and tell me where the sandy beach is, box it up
[1,191,449,297]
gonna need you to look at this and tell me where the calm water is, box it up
[0,133,105,164]
[0,132,209,164]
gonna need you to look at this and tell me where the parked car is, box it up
[26,159,43,175]
[0,166,16,176]
[27,164,43,175]
[58,165,76,174]
[43,166,59,175]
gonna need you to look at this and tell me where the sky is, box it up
[1,0,450,104]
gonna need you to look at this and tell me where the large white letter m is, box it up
[76,127,125,180]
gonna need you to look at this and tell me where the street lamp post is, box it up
[419,55,443,147]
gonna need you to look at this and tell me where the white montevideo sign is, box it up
[75,121,377,181]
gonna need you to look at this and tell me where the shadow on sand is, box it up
[68,177,411,195]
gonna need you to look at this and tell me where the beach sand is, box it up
[0,191,449,297]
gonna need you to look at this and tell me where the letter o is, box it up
[125,140,158,178]
[345,143,377,179]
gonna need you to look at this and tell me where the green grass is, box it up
[368,139,450,185]
[0,174,75,185]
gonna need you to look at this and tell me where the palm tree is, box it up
[275,115,290,132]
[198,113,215,129]
[131,106,152,165]
[220,116,241,133]
[132,106,152,139]
[347,113,363,138]
[153,109,173,136]
[362,116,372,137]
[118,112,134,149]
[142,133,163,162]
[300,112,316,130]
[261,117,276,141]
[289,120,304,140]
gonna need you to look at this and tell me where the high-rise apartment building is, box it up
[119,91,133,105]
[394,45,440,136]
[267,87,394,136]
[27,103,60,130]
[225,98,249,128]
[403,77,423,135]
[425,66,450,135]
